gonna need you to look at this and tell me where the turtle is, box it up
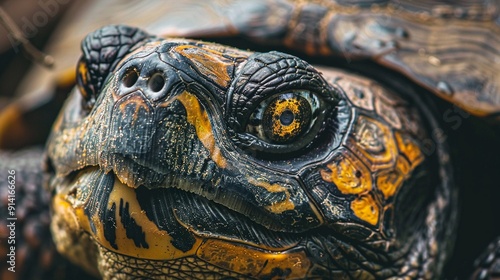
[0,0,499,279]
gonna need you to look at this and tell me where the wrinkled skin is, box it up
[45,25,456,279]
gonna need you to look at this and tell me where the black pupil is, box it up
[280,110,295,126]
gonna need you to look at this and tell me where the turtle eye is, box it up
[247,90,319,144]
[227,51,338,156]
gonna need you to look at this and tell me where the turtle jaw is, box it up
[49,163,452,279]
[50,166,317,279]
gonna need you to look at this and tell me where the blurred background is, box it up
[0,0,76,108]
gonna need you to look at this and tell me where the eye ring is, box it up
[226,51,339,156]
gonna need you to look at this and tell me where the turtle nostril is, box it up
[148,72,165,92]
[122,68,139,88]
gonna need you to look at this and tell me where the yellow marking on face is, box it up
[198,239,311,278]
[176,91,227,168]
[52,194,100,277]
[395,132,424,168]
[111,179,203,259]
[75,207,92,233]
[247,177,295,214]
[376,156,411,199]
[320,151,372,195]
[175,45,232,88]
[350,194,379,226]
[74,177,203,260]
[349,115,398,171]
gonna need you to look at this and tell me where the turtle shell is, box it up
[133,0,500,119]
[172,0,500,119]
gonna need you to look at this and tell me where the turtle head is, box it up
[46,25,454,278]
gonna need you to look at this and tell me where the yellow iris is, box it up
[263,96,311,143]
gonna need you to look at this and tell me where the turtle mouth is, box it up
[55,166,305,261]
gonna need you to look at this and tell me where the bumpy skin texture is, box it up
[44,26,456,279]
[0,148,96,280]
